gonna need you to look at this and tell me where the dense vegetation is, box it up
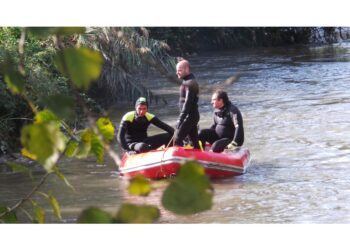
[0,28,104,153]
[0,27,175,154]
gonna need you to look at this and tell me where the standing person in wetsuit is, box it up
[117,97,174,154]
[174,60,200,149]
[198,90,244,152]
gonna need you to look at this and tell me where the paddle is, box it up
[199,73,241,95]
[177,71,240,88]
[141,52,240,87]
[215,73,241,86]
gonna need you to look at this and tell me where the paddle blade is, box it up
[222,74,240,85]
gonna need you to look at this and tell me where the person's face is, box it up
[211,94,224,109]
[136,104,148,117]
[176,64,188,79]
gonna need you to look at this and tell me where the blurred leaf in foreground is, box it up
[128,175,151,196]
[96,117,115,141]
[115,203,160,223]
[78,207,113,223]
[0,207,18,223]
[161,161,213,215]
[54,47,103,91]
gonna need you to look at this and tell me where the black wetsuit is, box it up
[198,102,244,152]
[174,73,200,149]
[117,111,174,153]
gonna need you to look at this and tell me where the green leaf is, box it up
[64,140,79,157]
[21,123,54,160]
[74,130,104,162]
[127,175,151,196]
[96,117,115,141]
[6,162,33,179]
[115,203,160,223]
[53,166,75,191]
[0,53,25,94]
[54,47,103,91]
[48,194,62,220]
[4,70,25,94]
[42,94,75,120]
[75,129,92,159]
[91,135,104,163]
[161,161,213,215]
[34,110,59,124]
[77,207,113,223]
[32,201,45,224]
[175,161,211,190]
[0,207,18,223]
[20,122,65,172]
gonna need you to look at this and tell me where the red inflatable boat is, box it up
[119,146,251,179]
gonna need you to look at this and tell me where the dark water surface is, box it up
[1,44,350,223]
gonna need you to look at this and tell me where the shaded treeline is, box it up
[148,27,348,54]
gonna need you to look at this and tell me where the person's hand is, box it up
[226,141,238,150]
[127,150,137,155]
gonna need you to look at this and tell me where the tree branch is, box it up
[0,172,51,218]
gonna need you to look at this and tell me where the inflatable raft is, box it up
[120,146,251,179]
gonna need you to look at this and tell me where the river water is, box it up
[1,44,350,223]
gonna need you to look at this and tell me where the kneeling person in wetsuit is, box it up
[117,97,174,154]
[198,90,244,152]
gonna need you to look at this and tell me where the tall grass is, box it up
[78,27,176,106]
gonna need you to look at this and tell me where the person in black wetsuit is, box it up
[198,90,244,152]
[117,97,174,154]
[174,60,200,149]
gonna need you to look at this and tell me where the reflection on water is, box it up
[1,44,350,223]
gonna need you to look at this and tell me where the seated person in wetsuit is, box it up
[117,97,174,154]
[198,90,244,152]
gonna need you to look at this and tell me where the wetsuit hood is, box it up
[182,73,195,80]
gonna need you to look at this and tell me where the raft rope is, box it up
[159,132,176,178]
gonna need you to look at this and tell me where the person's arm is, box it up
[151,116,175,135]
[117,120,130,151]
[230,111,243,146]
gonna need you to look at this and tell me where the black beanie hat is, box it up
[135,97,148,107]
